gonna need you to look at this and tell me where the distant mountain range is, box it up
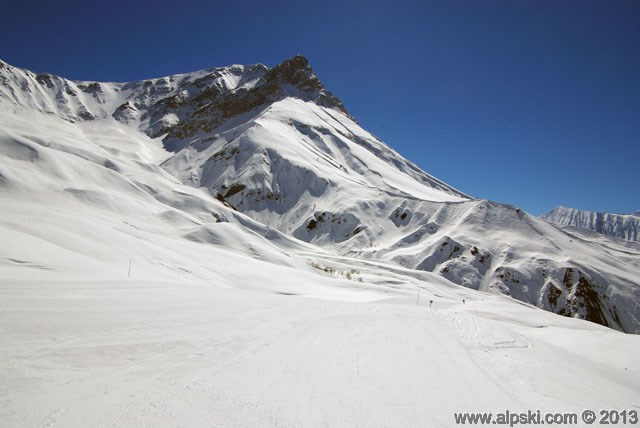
[541,206,640,242]
[1,55,639,333]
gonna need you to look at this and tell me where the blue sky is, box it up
[2,0,638,215]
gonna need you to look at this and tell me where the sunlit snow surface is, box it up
[3,279,639,427]
[1,58,640,427]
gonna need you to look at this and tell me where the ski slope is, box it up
[2,278,639,428]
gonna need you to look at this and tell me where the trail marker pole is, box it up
[128,258,132,278]
[416,289,420,306]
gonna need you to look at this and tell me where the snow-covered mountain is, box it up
[1,55,639,335]
[541,206,640,242]
[2,55,640,427]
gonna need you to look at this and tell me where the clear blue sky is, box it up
[2,0,639,215]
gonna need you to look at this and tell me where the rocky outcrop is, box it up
[159,55,350,145]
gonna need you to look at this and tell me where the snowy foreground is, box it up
[2,277,640,427]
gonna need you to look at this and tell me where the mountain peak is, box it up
[267,54,313,84]
[263,54,350,117]
[279,53,310,68]
[153,55,352,144]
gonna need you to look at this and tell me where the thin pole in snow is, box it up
[416,289,420,306]
[128,258,132,278]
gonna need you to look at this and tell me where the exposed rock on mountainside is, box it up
[155,55,350,148]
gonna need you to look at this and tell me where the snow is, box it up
[2,279,639,428]
[1,57,640,426]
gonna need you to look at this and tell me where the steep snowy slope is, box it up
[542,205,640,242]
[0,113,320,288]
[1,56,639,334]
[357,199,640,332]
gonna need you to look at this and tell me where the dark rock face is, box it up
[139,55,351,149]
[263,55,349,115]
[557,268,616,328]
[537,267,624,331]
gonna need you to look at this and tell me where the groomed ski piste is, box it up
[1,57,639,427]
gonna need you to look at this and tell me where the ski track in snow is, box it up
[2,280,640,428]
